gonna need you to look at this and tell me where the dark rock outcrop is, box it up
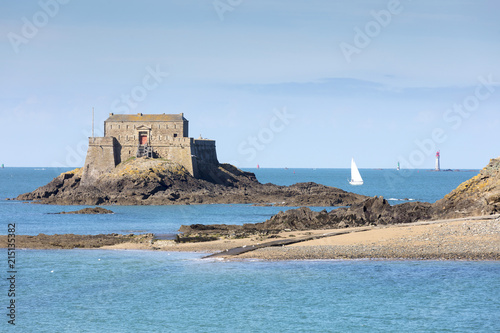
[178,196,433,239]
[15,158,367,207]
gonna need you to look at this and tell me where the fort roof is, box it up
[105,113,186,122]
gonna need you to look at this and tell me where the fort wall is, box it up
[80,114,217,183]
[104,120,188,142]
[193,139,218,165]
[81,137,119,186]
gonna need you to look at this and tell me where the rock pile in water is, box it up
[55,207,114,214]
[15,158,367,207]
[178,197,433,239]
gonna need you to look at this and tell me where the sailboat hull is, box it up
[349,180,363,186]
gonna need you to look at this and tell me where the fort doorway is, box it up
[139,132,148,145]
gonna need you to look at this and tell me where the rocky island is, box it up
[15,113,367,207]
[15,158,367,206]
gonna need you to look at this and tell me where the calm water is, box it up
[1,167,499,332]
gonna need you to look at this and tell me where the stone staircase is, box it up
[136,145,153,158]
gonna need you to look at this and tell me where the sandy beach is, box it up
[106,215,500,260]
[2,215,499,261]
[234,216,500,260]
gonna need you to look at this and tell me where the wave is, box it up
[388,198,416,201]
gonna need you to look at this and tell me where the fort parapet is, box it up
[81,113,218,185]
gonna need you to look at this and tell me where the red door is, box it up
[140,134,148,144]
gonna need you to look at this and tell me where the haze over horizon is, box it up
[1,0,499,169]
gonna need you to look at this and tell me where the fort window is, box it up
[173,133,178,138]
[118,125,121,129]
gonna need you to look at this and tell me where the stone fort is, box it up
[82,113,218,183]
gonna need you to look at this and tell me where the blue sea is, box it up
[1,167,499,332]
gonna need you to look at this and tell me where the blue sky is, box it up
[1,0,499,168]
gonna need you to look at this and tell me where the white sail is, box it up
[349,158,363,185]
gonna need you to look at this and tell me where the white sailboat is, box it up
[349,158,363,185]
